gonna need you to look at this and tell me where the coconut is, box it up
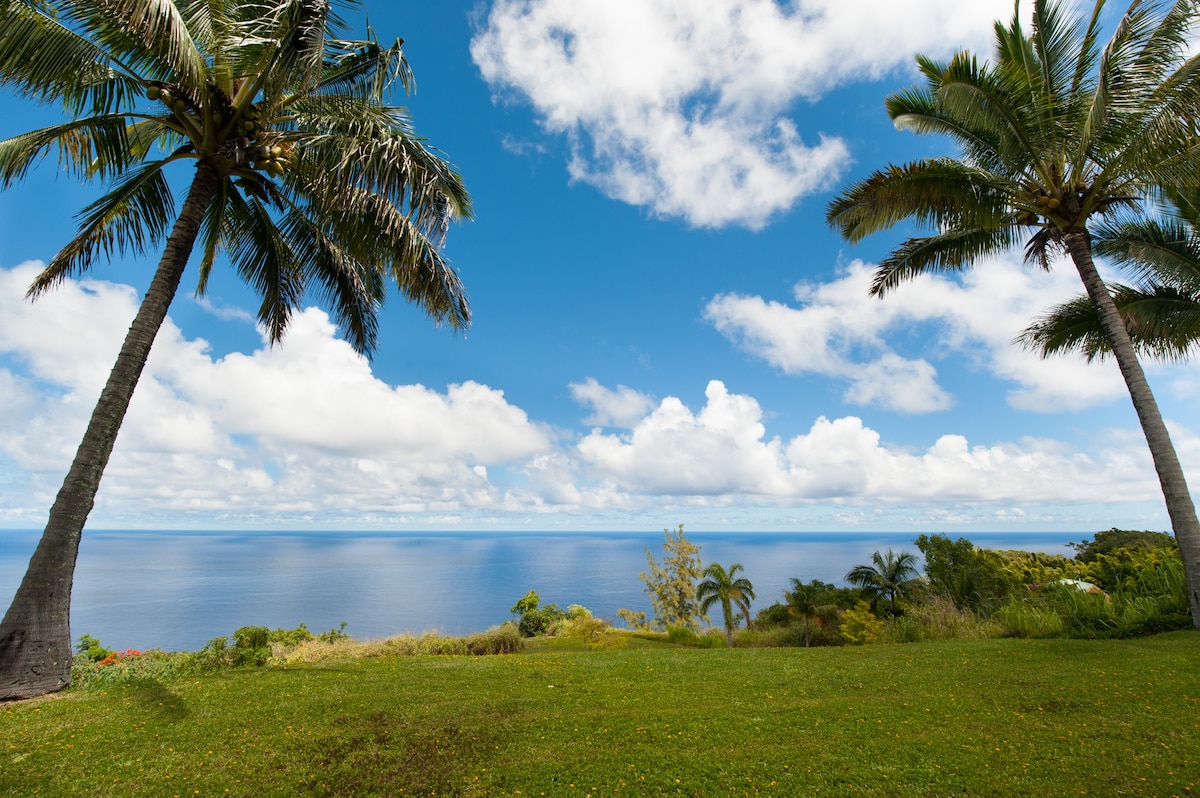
[145,86,161,101]
[172,99,187,114]
[1047,197,1061,209]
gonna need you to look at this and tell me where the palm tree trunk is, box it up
[1066,230,1200,629]
[0,162,220,700]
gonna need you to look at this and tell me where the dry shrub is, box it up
[893,596,1002,641]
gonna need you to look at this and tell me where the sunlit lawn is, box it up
[3,632,1198,796]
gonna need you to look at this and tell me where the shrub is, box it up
[753,602,792,629]
[74,634,115,664]
[268,623,316,648]
[518,604,566,637]
[233,626,272,667]
[840,602,885,645]
[666,624,698,645]
[466,624,524,655]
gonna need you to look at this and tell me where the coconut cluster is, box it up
[145,84,292,178]
[1017,178,1091,225]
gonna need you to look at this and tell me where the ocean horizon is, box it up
[0,529,1082,652]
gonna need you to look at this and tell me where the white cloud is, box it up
[470,0,1013,228]
[570,377,655,428]
[706,254,1130,413]
[0,263,554,524]
[574,379,1177,506]
[0,265,1188,529]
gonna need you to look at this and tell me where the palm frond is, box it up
[1095,215,1200,288]
[826,159,1005,244]
[1019,283,1200,362]
[64,0,207,90]
[224,188,305,345]
[0,2,142,114]
[871,226,1019,296]
[27,160,175,297]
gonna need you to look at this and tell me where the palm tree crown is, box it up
[826,0,1200,629]
[1020,189,1200,362]
[845,549,921,617]
[0,0,471,700]
[697,562,756,648]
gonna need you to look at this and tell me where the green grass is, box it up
[3,632,1199,797]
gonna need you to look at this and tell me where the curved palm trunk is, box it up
[1066,230,1200,628]
[0,163,220,700]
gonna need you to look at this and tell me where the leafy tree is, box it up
[825,0,1200,629]
[0,0,471,699]
[915,534,1017,613]
[845,549,921,617]
[1069,528,1179,562]
[640,524,706,632]
[697,562,756,648]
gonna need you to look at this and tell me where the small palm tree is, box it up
[784,578,835,648]
[0,0,471,700]
[697,562,756,648]
[826,0,1200,627]
[845,549,921,617]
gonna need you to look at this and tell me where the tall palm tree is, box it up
[697,562,755,648]
[844,549,921,617]
[1020,190,1200,361]
[826,0,1200,628]
[0,0,471,700]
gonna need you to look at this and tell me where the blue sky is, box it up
[0,0,1196,533]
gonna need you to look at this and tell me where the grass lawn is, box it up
[3,632,1198,797]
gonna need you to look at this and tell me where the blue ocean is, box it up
[0,530,1078,652]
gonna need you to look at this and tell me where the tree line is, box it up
[581,525,1190,648]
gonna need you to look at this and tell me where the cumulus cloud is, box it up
[575,379,1180,506]
[706,255,1132,413]
[470,0,1013,228]
[570,377,655,428]
[0,265,1188,529]
[0,263,553,525]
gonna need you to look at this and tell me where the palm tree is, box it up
[0,0,471,700]
[844,549,921,617]
[826,0,1200,628]
[1020,190,1200,361]
[697,562,755,648]
[784,578,834,648]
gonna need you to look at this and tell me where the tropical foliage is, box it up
[845,548,922,617]
[825,0,1200,628]
[0,0,471,700]
[696,562,756,647]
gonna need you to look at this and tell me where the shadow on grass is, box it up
[289,707,508,796]
[121,678,189,721]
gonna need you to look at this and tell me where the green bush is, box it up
[518,605,566,637]
[839,602,885,645]
[268,623,316,647]
[74,634,114,663]
[233,626,272,666]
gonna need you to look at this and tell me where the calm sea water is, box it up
[0,530,1078,652]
